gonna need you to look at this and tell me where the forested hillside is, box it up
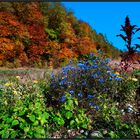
[0,2,120,68]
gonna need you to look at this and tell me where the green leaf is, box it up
[33,120,39,126]
[29,115,36,122]
[65,111,73,119]
[75,118,80,124]
[2,133,9,138]
[81,124,88,129]
[36,126,45,135]
[70,120,75,128]
[12,120,19,126]
[24,127,30,133]
[10,130,18,138]
[43,112,50,119]
[6,118,13,123]
[34,133,40,138]
[65,99,74,111]
[19,110,25,116]
[54,117,65,126]
[74,99,78,106]
[40,112,49,125]
[19,123,25,129]
[58,117,65,126]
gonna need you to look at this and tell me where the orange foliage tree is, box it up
[0,11,29,65]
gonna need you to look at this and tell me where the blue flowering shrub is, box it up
[46,51,140,138]
[48,52,138,109]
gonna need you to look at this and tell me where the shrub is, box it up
[48,52,138,110]
[46,51,139,138]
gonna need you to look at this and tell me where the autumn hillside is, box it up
[0,2,120,68]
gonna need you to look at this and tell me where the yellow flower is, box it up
[115,72,120,75]
[4,82,13,87]
[13,90,18,95]
[16,76,20,80]
[33,80,38,84]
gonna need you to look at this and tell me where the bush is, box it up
[48,52,138,110]
[46,51,139,138]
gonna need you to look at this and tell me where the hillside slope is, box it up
[0,2,120,68]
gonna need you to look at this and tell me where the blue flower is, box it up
[92,60,96,63]
[89,102,94,106]
[109,73,117,78]
[70,67,77,71]
[51,72,55,78]
[115,77,122,81]
[78,93,83,97]
[102,66,109,69]
[90,52,94,57]
[92,65,98,69]
[98,79,105,83]
[127,107,133,113]
[69,60,72,64]
[67,82,72,86]
[69,90,75,95]
[94,105,100,111]
[87,94,94,99]
[105,58,111,63]
[60,95,66,102]
[82,81,87,86]
[59,77,67,86]
[97,50,103,54]
[62,71,68,75]
[78,63,86,70]
[109,77,113,81]
[97,71,102,75]
[91,74,98,78]
[62,65,71,72]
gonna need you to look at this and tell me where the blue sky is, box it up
[63,2,140,51]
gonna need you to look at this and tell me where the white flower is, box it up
[131,78,138,82]
[16,76,20,80]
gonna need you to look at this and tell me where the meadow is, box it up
[0,51,140,138]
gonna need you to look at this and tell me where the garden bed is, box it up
[0,53,140,139]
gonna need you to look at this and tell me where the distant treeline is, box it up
[0,2,121,68]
